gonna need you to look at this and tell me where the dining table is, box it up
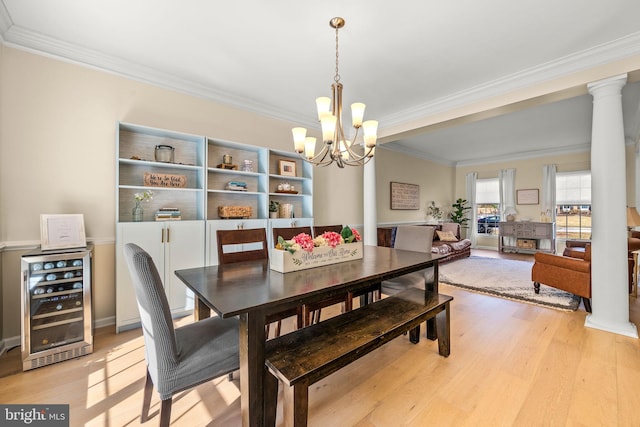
[174,244,444,427]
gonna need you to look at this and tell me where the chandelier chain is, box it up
[334,25,340,83]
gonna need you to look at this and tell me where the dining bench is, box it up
[263,287,453,427]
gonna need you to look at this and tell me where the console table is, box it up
[498,221,555,254]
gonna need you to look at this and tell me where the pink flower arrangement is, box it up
[276,226,361,254]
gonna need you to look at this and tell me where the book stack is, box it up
[225,181,248,191]
[155,208,182,221]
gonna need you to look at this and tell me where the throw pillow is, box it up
[436,230,458,242]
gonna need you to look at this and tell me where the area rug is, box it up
[439,256,581,311]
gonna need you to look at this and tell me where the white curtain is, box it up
[466,172,477,247]
[499,168,517,220]
[541,164,557,223]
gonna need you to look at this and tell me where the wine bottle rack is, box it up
[21,246,93,371]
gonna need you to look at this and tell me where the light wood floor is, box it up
[2,250,639,426]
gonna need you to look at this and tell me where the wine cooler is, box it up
[21,246,93,371]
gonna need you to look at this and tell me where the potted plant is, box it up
[425,201,443,223]
[269,200,279,219]
[450,198,471,229]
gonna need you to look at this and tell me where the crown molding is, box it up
[381,31,640,130]
[1,23,312,127]
[378,144,455,167]
[454,142,592,167]
[380,141,593,168]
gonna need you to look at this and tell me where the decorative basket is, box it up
[517,239,536,249]
[270,242,363,273]
[218,206,252,219]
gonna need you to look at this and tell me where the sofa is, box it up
[377,223,471,264]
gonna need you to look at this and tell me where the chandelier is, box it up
[292,17,378,168]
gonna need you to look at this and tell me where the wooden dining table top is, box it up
[174,245,445,318]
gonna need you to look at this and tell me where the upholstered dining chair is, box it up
[271,226,352,327]
[381,225,436,296]
[123,243,239,427]
[217,228,301,337]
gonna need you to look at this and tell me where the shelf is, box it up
[32,289,83,299]
[208,167,261,177]
[32,315,84,330]
[119,157,201,171]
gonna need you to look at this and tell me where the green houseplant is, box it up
[269,200,279,219]
[425,201,443,223]
[450,198,471,229]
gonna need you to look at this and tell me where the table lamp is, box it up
[627,206,640,231]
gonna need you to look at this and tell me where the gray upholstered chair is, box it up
[123,243,239,427]
[381,225,436,295]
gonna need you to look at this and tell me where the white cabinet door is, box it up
[116,221,205,332]
[164,221,205,313]
[116,222,165,332]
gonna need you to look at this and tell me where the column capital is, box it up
[587,73,627,95]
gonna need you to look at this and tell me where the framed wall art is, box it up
[516,189,539,205]
[390,182,420,210]
[278,159,297,177]
[40,214,87,250]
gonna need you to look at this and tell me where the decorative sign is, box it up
[390,181,420,210]
[516,188,539,205]
[40,214,87,250]
[143,172,187,188]
[270,242,363,273]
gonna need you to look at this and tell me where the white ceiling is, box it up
[2,0,640,165]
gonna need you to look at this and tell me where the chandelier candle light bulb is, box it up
[292,17,378,168]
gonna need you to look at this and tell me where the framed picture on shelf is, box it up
[40,214,87,250]
[278,159,297,177]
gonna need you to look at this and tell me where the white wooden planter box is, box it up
[270,242,363,273]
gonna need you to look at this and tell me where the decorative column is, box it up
[363,156,377,246]
[585,74,638,338]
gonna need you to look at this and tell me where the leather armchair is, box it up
[531,244,591,312]
[564,236,640,293]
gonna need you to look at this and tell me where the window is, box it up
[475,178,499,234]
[555,171,591,240]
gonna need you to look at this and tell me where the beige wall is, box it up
[0,46,361,340]
[375,148,455,223]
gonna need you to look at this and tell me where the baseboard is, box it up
[0,336,21,357]
[94,316,115,329]
[474,245,499,251]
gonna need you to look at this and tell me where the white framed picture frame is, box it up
[40,214,87,250]
[516,189,539,205]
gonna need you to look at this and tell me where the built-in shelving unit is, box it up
[115,122,314,331]
[117,123,206,222]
